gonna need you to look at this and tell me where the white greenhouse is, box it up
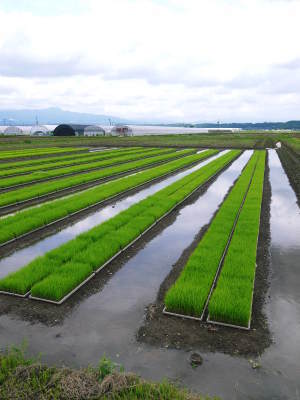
[84,125,106,136]
[3,126,24,135]
[30,125,51,136]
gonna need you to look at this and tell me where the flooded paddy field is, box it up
[0,150,220,259]
[0,146,299,399]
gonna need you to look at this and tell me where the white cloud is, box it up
[0,0,299,122]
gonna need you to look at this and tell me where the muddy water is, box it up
[0,150,225,278]
[0,149,298,399]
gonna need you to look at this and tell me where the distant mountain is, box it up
[0,107,131,125]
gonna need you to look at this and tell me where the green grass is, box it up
[282,137,300,155]
[1,130,299,150]
[0,150,217,244]
[0,147,86,160]
[0,148,177,188]
[164,151,264,317]
[208,152,266,327]
[0,345,215,399]
[0,147,149,175]
[0,149,195,208]
[0,150,241,300]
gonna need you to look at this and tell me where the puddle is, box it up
[0,151,227,278]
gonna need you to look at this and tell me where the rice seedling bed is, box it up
[163,151,263,321]
[0,147,87,161]
[0,150,241,303]
[0,147,151,177]
[0,150,217,247]
[0,147,142,170]
[0,149,194,210]
[207,151,266,329]
[0,148,178,189]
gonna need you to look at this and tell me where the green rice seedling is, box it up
[0,147,145,171]
[0,147,86,160]
[0,150,240,300]
[0,149,195,208]
[0,257,57,294]
[0,147,154,177]
[30,262,93,301]
[164,151,262,318]
[208,151,265,327]
[75,242,113,270]
[0,150,217,246]
[0,148,179,188]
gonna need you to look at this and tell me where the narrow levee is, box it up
[0,151,226,278]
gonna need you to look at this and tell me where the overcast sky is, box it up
[0,0,299,123]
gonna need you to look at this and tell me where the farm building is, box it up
[110,124,133,136]
[84,125,106,136]
[53,124,88,136]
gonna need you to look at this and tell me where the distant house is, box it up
[84,125,106,136]
[110,125,133,136]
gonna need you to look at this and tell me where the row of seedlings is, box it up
[164,150,265,328]
[0,147,86,160]
[0,150,218,246]
[207,151,266,329]
[0,147,145,171]
[0,149,195,209]
[0,150,241,303]
[0,148,179,189]
[0,147,149,177]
